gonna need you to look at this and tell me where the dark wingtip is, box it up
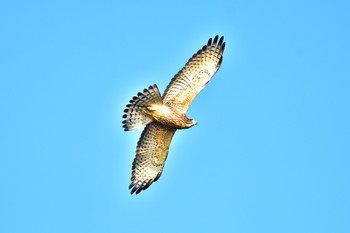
[213,35,219,46]
[218,36,224,46]
[208,35,225,49]
[129,178,155,195]
[221,42,226,52]
[207,37,212,46]
[135,189,142,195]
[129,183,138,195]
[122,124,130,131]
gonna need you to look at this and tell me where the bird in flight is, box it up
[122,35,226,194]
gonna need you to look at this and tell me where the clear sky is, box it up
[1,1,349,232]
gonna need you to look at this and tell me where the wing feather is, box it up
[129,122,176,194]
[162,35,225,113]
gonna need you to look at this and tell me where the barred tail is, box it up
[122,84,162,131]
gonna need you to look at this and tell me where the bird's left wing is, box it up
[162,35,225,113]
[129,122,176,194]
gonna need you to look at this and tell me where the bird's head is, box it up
[186,118,197,128]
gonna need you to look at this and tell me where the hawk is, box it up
[122,35,226,194]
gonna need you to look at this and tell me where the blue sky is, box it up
[1,0,349,232]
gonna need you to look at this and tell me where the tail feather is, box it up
[122,84,162,131]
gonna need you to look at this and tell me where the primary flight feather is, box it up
[122,35,225,194]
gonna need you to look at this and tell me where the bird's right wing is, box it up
[129,122,176,194]
[162,35,225,113]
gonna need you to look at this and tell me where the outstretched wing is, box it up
[129,122,176,194]
[162,35,225,113]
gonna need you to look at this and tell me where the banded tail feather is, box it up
[122,84,162,131]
